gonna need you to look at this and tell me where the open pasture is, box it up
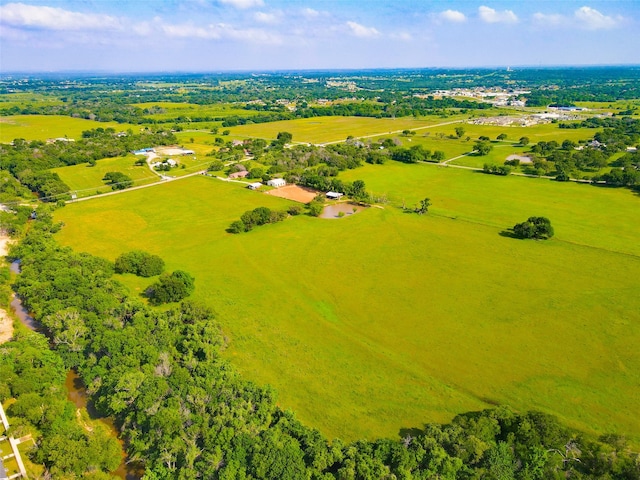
[0,115,137,143]
[454,121,600,144]
[134,102,255,121]
[0,92,63,110]
[449,144,528,168]
[53,169,640,443]
[173,131,217,157]
[225,115,467,145]
[51,156,158,196]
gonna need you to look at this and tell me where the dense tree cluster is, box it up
[102,171,133,190]
[114,250,165,277]
[483,164,511,176]
[512,217,554,240]
[1,332,123,478]
[296,175,368,202]
[229,206,288,233]
[521,118,640,182]
[390,145,444,163]
[145,270,195,305]
[3,209,639,479]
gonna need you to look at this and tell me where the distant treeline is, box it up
[2,207,639,479]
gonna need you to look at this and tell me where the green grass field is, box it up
[225,115,467,144]
[134,102,256,121]
[53,168,640,443]
[0,115,137,143]
[51,156,159,197]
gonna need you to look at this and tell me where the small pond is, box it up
[320,203,367,219]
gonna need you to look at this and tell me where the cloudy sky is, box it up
[0,0,638,72]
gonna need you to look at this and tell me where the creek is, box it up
[9,260,142,479]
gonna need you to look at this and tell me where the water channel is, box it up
[9,260,141,479]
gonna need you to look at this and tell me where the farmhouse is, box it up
[267,178,286,188]
[326,191,344,200]
[229,170,249,179]
[247,182,262,190]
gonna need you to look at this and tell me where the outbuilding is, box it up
[326,191,344,200]
[267,178,286,188]
[247,182,263,190]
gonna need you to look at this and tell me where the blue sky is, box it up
[0,0,638,72]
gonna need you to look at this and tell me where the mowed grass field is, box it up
[0,115,137,143]
[53,169,640,443]
[51,156,159,197]
[226,115,467,144]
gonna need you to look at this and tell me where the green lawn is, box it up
[0,115,137,143]
[53,168,640,444]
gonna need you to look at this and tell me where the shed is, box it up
[247,182,263,190]
[326,191,344,200]
[267,178,286,188]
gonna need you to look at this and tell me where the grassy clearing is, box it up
[0,115,137,143]
[54,170,640,443]
[225,115,467,144]
[51,156,158,197]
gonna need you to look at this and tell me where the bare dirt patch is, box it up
[0,310,12,344]
[265,185,319,203]
[506,154,533,164]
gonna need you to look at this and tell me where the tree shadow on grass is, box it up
[499,229,521,239]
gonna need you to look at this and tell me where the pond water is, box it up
[320,203,367,219]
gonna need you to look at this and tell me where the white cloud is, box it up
[0,2,121,31]
[574,6,620,30]
[218,0,264,9]
[161,23,220,39]
[346,21,380,38]
[158,20,281,44]
[254,11,279,24]
[532,12,564,27]
[390,32,412,41]
[532,7,623,30]
[440,10,466,23]
[302,8,320,18]
[478,6,518,24]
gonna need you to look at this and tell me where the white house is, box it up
[247,182,262,190]
[267,178,286,188]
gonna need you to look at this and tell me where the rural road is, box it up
[67,169,207,203]
[317,119,464,146]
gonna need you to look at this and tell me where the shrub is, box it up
[146,270,195,305]
[115,251,165,277]
[287,205,302,216]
